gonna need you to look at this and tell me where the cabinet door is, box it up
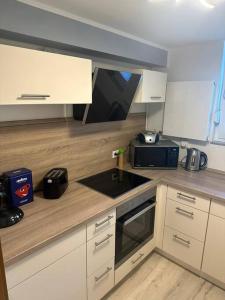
[0,44,92,105]
[8,244,87,300]
[163,81,215,141]
[202,215,225,283]
[134,70,167,103]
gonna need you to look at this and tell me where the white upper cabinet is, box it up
[134,70,167,103]
[163,81,215,141]
[0,44,92,105]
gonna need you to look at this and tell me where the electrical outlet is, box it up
[112,150,119,158]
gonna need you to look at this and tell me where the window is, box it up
[213,42,225,144]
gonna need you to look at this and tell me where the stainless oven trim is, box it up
[123,203,156,226]
[115,189,156,268]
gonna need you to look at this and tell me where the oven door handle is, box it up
[123,203,156,226]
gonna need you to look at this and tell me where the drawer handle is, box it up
[95,215,113,228]
[132,253,144,264]
[173,234,191,246]
[176,207,194,218]
[17,94,51,100]
[95,234,113,247]
[95,267,112,282]
[150,96,162,99]
[177,192,196,202]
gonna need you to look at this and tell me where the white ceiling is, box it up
[18,0,225,48]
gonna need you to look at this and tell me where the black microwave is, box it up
[129,139,179,169]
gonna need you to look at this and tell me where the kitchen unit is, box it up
[1,166,225,300]
[7,226,87,300]
[0,44,92,105]
[133,70,167,103]
[1,0,225,298]
[202,200,225,283]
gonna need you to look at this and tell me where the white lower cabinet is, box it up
[115,238,155,285]
[6,226,87,300]
[8,244,87,300]
[202,214,225,283]
[163,226,204,270]
[87,225,115,276]
[87,258,114,300]
[165,199,208,242]
[87,210,116,300]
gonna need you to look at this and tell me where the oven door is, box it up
[115,199,155,266]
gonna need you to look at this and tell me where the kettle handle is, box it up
[200,152,208,170]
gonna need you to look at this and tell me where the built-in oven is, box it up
[115,188,156,267]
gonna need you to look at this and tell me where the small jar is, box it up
[117,153,124,170]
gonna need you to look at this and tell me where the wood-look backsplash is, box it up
[0,114,145,186]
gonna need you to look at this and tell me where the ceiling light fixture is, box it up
[148,0,224,8]
[200,0,217,8]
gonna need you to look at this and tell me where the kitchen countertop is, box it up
[1,166,225,267]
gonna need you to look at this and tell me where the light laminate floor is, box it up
[106,253,225,300]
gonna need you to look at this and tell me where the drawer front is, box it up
[87,209,116,241]
[167,186,210,212]
[6,225,86,289]
[87,258,114,300]
[9,244,87,300]
[87,225,115,276]
[163,226,204,270]
[115,238,155,285]
[165,199,208,241]
[210,200,225,219]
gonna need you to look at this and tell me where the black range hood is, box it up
[73,68,141,124]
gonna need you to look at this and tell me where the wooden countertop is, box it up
[1,166,225,266]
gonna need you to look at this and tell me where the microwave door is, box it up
[135,147,167,167]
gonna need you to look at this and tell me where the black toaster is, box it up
[43,168,68,199]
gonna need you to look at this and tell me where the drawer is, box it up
[115,238,155,285]
[210,199,225,219]
[87,225,115,276]
[8,244,87,300]
[87,258,114,300]
[163,226,204,270]
[87,209,116,241]
[167,186,210,212]
[6,225,86,289]
[165,199,208,241]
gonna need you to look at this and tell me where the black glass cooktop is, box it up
[78,168,151,199]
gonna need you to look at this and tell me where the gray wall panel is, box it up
[0,0,167,67]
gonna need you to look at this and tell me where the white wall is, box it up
[166,41,225,172]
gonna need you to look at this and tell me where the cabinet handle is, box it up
[173,234,191,246]
[95,215,113,228]
[95,267,112,282]
[95,234,113,247]
[150,96,162,99]
[17,94,50,100]
[132,253,144,264]
[177,192,196,202]
[176,207,194,218]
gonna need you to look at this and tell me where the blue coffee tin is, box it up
[4,168,33,207]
